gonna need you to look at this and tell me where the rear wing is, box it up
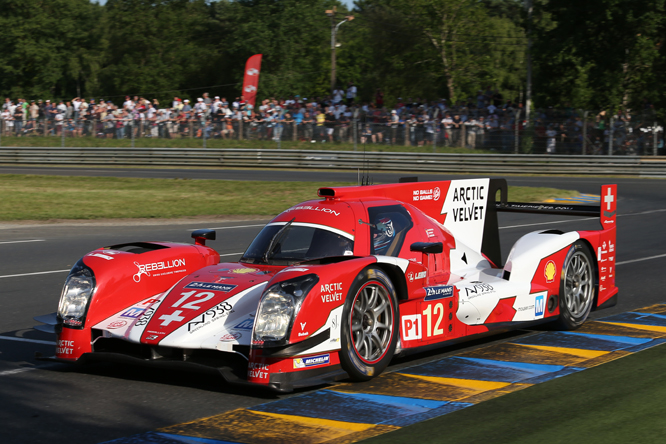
[483,179,616,266]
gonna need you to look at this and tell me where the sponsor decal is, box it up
[284,205,340,216]
[234,318,255,330]
[56,340,74,355]
[63,319,82,327]
[544,260,557,283]
[231,268,257,274]
[145,335,159,341]
[320,282,343,303]
[298,331,309,337]
[185,281,237,292]
[219,332,242,342]
[300,322,307,330]
[293,354,330,369]
[425,228,436,238]
[188,301,234,333]
[88,252,117,261]
[449,185,486,222]
[517,305,535,312]
[247,361,269,380]
[133,258,186,283]
[408,271,427,282]
[424,286,454,301]
[121,307,145,318]
[462,281,494,298]
[535,294,545,317]
[609,241,615,253]
[135,308,155,327]
[413,187,441,202]
[107,320,127,329]
[402,314,422,340]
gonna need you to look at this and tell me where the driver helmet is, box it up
[373,217,395,253]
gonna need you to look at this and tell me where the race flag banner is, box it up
[242,54,262,108]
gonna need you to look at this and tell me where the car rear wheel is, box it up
[556,241,595,330]
[340,267,398,381]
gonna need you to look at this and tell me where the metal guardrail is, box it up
[0,147,665,177]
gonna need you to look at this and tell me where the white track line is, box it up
[0,269,69,279]
[188,224,266,231]
[617,253,666,266]
[0,336,56,345]
[0,239,45,245]
[0,368,39,377]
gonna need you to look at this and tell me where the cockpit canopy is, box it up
[241,222,354,265]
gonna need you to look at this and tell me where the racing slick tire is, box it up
[555,241,595,330]
[340,266,398,381]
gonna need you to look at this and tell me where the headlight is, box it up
[253,274,318,346]
[57,260,96,329]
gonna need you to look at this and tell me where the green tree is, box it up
[532,0,665,111]
[97,0,211,103]
[0,0,101,99]
[209,0,344,100]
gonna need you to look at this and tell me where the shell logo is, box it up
[544,260,557,283]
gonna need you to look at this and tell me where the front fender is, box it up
[56,242,218,361]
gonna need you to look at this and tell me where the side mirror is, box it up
[410,242,443,254]
[192,229,216,246]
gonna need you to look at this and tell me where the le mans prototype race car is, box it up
[35,178,618,392]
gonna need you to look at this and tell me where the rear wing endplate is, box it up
[482,179,616,267]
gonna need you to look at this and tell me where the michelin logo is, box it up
[535,294,545,318]
[293,354,330,369]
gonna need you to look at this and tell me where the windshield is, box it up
[240,223,354,265]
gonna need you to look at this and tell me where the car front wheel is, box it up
[340,266,398,381]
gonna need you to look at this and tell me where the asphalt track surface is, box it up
[0,166,664,444]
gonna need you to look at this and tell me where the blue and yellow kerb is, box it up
[102,303,666,444]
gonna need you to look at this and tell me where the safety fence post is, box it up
[608,116,615,156]
[582,111,589,155]
[514,109,521,154]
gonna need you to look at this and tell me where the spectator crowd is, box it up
[1,83,662,155]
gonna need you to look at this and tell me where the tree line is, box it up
[0,0,663,116]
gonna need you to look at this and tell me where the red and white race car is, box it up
[35,178,618,392]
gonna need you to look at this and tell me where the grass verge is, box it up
[0,174,580,221]
[361,343,666,444]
